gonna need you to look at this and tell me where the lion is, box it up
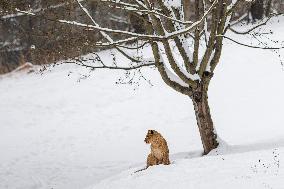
[144,130,170,168]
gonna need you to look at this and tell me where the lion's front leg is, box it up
[147,153,158,168]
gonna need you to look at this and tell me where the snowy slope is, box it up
[93,147,283,189]
[0,16,284,189]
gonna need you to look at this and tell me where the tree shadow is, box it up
[170,137,284,161]
[170,150,203,161]
[226,137,284,155]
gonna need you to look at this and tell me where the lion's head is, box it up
[144,130,159,144]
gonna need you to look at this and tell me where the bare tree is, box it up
[0,0,133,73]
[15,0,284,154]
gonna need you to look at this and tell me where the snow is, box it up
[164,0,182,9]
[93,147,283,189]
[164,63,189,87]
[0,15,284,189]
[158,45,189,87]
[165,0,218,39]
[162,40,200,81]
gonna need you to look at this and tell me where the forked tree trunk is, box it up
[191,87,218,155]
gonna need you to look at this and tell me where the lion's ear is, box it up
[150,130,154,134]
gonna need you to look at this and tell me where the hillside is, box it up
[0,16,284,189]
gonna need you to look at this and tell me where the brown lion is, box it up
[144,130,170,168]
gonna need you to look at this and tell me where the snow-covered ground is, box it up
[0,16,284,189]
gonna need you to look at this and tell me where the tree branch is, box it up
[75,0,145,63]
[219,35,284,49]
[228,13,283,35]
[66,57,156,71]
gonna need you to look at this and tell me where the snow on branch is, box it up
[69,0,218,40]
[1,0,86,19]
[229,13,248,27]
[57,20,163,39]
[227,0,249,16]
[15,0,217,42]
[100,0,140,9]
[110,6,193,25]
[158,48,189,88]
[165,0,218,39]
[74,0,155,64]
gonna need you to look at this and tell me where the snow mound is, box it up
[91,147,284,189]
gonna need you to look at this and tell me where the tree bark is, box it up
[250,0,264,21]
[265,0,273,17]
[191,85,218,155]
[183,0,191,22]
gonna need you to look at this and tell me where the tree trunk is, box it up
[265,0,273,17]
[250,0,264,21]
[183,0,191,22]
[191,87,218,155]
